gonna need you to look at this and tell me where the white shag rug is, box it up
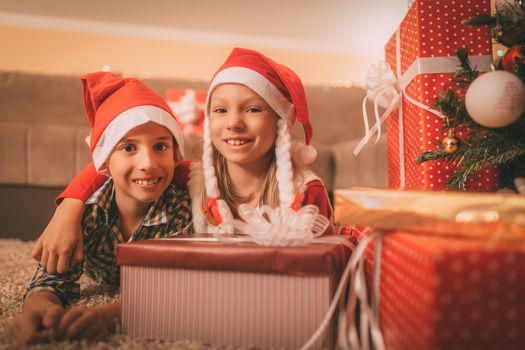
[0,239,243,350]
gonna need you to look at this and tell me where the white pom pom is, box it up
[294,142,317,165]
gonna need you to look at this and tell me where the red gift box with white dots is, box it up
[346,226,525,350]
[385,0,500,190]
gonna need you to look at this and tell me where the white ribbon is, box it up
[299,229,387,350]
[353,61,401,156]
[337,229,385,350]
[353,27,492,188]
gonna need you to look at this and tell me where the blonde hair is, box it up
[202,143,303,224]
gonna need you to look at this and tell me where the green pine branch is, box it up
[465,1,525,47]
[417,45,525,190]
[448,145,525,190]
[516,58,525,82]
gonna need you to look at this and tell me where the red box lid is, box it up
[117,235,352,277]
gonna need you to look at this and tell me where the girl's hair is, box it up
[202,142,303,224]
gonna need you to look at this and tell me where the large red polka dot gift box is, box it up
[335,189,525,350]
[383,0,499,190]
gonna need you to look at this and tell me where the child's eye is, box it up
[120,144,136,152]
[212,107,227,114]
[153,142,169,151]
[246,107,262,113]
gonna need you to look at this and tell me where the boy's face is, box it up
[101,122,176,208]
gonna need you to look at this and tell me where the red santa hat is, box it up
[202,48,316,211]
[82,72,185,172]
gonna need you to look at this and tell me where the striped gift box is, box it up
[117,236,351,349]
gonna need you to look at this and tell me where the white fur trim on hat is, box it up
[92,105,185,171]
[206,67,295,124]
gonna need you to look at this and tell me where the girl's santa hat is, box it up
[82,72,185,172]
[203,47,317,215]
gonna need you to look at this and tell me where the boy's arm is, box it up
[13,262,82,343]
[8,291,65,346]
[54,302,121,341]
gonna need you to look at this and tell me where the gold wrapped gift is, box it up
[335,188,525,241]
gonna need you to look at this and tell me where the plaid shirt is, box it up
[26,179,193,306]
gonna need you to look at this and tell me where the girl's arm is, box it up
[32,198,86,274]
[34,160,193,274]
[56,162,107,204]
[33,163,105,274]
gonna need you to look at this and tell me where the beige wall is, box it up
[1,25,372,86]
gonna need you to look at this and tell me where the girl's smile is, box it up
[224,137,253,146]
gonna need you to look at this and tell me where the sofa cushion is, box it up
[333,134,388,189]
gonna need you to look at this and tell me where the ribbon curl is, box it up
[353,62,401,156]
[214,204,329,247]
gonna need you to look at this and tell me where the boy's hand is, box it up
[7,303,64,346]
[54,305,116,342]
[32,198,85,274]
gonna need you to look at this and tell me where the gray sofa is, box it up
[0,72,387,240]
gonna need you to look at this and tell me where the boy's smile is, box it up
[209,84,278,170]
[132,177,163,188]
[101,122,176,215]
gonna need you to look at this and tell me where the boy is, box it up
[8,72,193,345]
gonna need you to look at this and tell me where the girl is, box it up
[33,48,334,273]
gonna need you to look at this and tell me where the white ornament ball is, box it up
[465,71,525,128]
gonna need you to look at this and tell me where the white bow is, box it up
[167,89,204,125]
[213,204,329,247]
[354,61,401,156]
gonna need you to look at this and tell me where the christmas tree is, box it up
[416,0,525,192]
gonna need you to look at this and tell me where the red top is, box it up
[57,160,334,234]
[56,160,193,205]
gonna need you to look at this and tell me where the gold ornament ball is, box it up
[442,135,458,153]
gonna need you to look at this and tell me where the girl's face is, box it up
[209,83,279,170]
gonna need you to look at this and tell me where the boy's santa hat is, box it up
[202,48,316,216]
[82,72,185,172]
